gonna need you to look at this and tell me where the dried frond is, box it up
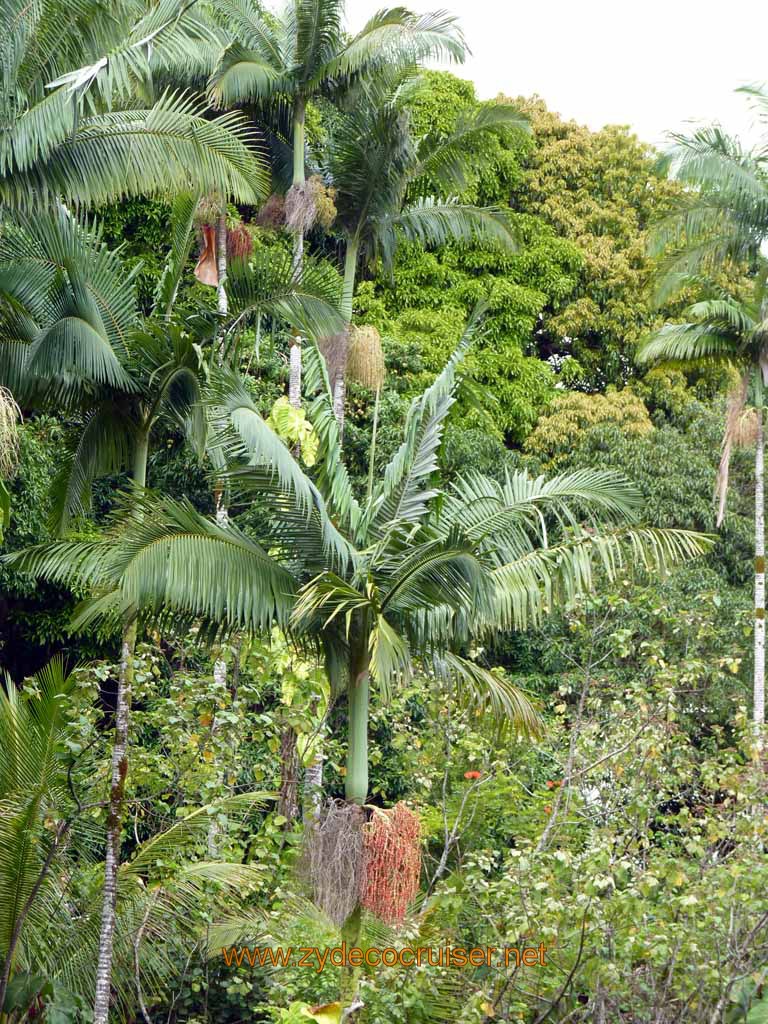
[347,325,386,390]
[360,802,421,927]
[716,374,752,526]
[0,387,21,478]
[193,224,218,287]
[301,799,365,926]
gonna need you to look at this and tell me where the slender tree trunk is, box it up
[289,339,302,409]
[206,653,228,857]
[287,98,305,437]
[339,636,370,1016]
[92,431,148,1024]
[332,237,361,441]
[93,617,137,1024]
[277,725,300,822]
[755,378,765,730]
[367,386,381,504]
[278,308,304,824]
[340,237,359,325]
[345,635,370,807]
[216,211,228,318]
[303,745,324,819]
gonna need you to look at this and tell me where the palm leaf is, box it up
[0,91,269,209]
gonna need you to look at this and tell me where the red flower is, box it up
[463,770,482,780]
[546,780,555,789]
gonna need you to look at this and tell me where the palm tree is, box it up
[8,313,710,1013]
[10,308,710,878]
[323,73,527,429]
[0,654,270,1022]
[641,91,768,728]
[0,0,267,211]
[0,204,342,1023]
[638,273,768,725]
[207,0,466,406]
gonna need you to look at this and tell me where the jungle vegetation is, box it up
[0,2,766,1023]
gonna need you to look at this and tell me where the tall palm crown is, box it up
[0,656,268,1019]
[325,73,528,318]
[0,0,267,209]
[0,204,344,519]
[12,313,711,804]
[640,89,768,729]
[207,0,466,122]
[652,94,768,287]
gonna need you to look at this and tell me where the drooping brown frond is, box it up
[716,374,750,526]
[194,224,218,287]
[347,325,385,390]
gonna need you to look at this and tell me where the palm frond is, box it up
[0,91,269,209]
[367,306,484,535]
[49,403,137,535]
[225,248,343,342]
[378,197,518,268]
[433,653,541,737]
[153,191,200,318]
[208,40,285,106]
[303,339,363,535]
[320,8,466,84]
[637,322,742,366]
[490,525,714,631]
[413,102,530,191]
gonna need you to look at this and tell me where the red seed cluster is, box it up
[360,803,421,926]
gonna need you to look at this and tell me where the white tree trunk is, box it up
[755,402,765,728]
[303,751,324,819]
[207,656,229,856]
[93,622,136,1024]
[289,338,302,411]
[333,374,346,443]
[216,212,228,318]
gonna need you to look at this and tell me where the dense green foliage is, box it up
[1,3,767,1023]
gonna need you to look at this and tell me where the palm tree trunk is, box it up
[280,97,306,821]
[340,237,359,325]
[287,95,304,455]
[92,430,148,1024]
[303,746,324,819]
[345,636,370,806]
[367,386,381,504]
[339,635,370,1016]
[93,617,136,1024]
[332,237,361,439]
[755,386,765,729]
[216,211,228,318]
[277,724,300,822]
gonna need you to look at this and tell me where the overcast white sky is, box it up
[348,0,768,149]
